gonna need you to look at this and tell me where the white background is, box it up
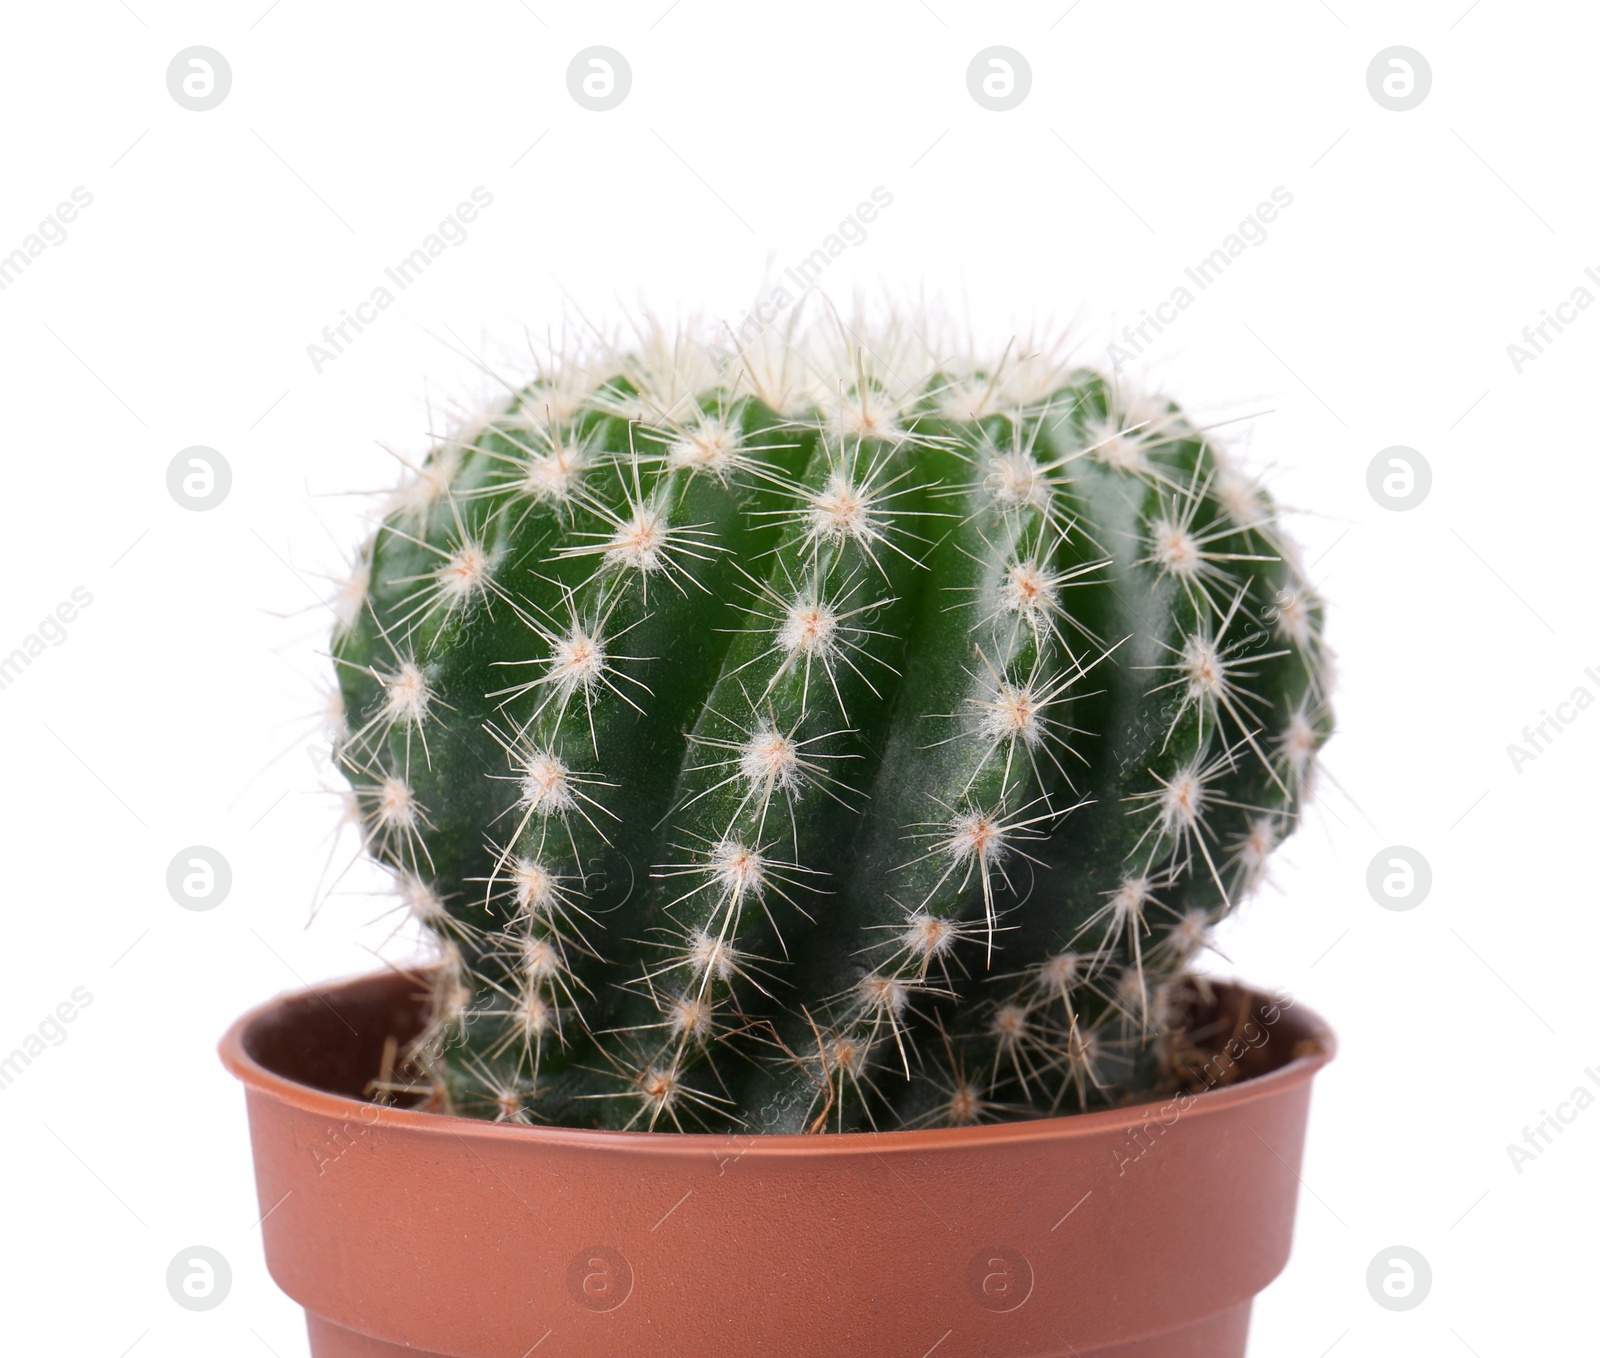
[1,1,1594,1353]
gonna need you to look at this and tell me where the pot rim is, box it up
[220,966,1335,1157]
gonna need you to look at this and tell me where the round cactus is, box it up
[330,319,1332,1132]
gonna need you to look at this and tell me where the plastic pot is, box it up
[221,968,1333,1357]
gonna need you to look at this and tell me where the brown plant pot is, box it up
[221,969,1334,1358]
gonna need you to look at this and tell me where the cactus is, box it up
[330,317,1331,1133]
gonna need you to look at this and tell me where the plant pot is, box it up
[221,969,1334,1358]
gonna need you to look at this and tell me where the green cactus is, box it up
[330,320,1331,1133]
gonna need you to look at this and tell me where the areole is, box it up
[222,969,1335,1358]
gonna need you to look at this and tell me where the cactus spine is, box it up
[331,320,1331,1132]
